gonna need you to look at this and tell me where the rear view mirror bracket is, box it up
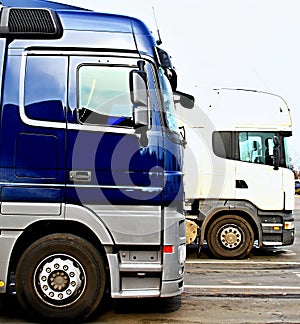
[174,90,194,109]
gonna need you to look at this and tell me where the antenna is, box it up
[152,6,162,45]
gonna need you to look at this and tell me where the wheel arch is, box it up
[8,219,112,285]
[200,208,262,246]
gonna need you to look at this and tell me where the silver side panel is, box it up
[65,204,114,245]
[0,203,64,229]
[86,205,161,245]
[0,230,23,293]
[1,202,61,215]
[162,207,186,282]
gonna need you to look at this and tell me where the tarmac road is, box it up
[0,197,299,323]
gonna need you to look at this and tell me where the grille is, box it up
[0,7,63,39]
[8,8,56,34]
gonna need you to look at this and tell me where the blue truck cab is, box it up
[0,3,192,322]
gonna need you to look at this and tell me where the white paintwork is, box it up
[177,88,294,211]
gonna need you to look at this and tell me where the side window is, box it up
[213,131,279,166]
[77,65,134,127]
[24,56,67,122]
[238,132,275,165]
[213,131,232,159]
[239,132,258,162]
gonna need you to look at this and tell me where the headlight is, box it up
[284,221,294,230]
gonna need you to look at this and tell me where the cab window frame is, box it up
[76,63,136,128]
[212,130,290,168]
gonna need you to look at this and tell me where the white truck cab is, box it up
[178,88,295,259]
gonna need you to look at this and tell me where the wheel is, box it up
[15,234,106,323]
[206,215,254,259]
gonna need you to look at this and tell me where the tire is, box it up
[15,233,106,323]
[206,215,254,259]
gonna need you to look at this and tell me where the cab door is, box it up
[66,55,164,244]
[235,131,284,210]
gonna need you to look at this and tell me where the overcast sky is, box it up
[56,0,300,169]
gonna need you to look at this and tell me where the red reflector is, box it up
[163,245,174,253]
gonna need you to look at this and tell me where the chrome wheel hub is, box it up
[34,254,85,307]
[219,225,243,249]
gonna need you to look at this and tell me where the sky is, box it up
[55,0,300,169]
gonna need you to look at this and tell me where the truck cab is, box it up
[0,4,191,322]
[178,88,294,259]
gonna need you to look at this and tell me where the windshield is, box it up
[284,136,292,169]
[157,67,178,133]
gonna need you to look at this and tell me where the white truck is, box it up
[178,88,295,259]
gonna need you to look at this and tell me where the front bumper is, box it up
[260,212,295,247]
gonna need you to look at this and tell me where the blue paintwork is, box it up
[0,4,184,210]
[8,10,157,59]
[0,0,84,10]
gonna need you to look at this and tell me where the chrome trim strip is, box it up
[111,290,160,298]
[0,182,162,192]
[87,204,161,212]
[19,51,66,129]
[262,242,282,246]
[67,122,136,134]
[261,223,283,228]
[66,184,162,192]
[0,182,64,187]
[120,263,162,272]
[26,50,142,58]
[18,50,153,135]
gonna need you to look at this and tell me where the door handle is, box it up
[69,171,92,182]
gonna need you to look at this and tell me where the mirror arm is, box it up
[273,135,280,170]
[179,125,187,147]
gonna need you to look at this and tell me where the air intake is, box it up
[0,7,63,39]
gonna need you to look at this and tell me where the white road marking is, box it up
[186,260,300,266]
[184,284,300,290]
[294,272,300,278]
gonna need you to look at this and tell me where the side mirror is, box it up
[130,70,147,106]
[173,90,195,109]
[129,70,148,127]
[273,135,280,170]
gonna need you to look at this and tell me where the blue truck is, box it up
[0,1,192,322]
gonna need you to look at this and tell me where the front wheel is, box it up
[206,215,254,259]
[15,234,106,323]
